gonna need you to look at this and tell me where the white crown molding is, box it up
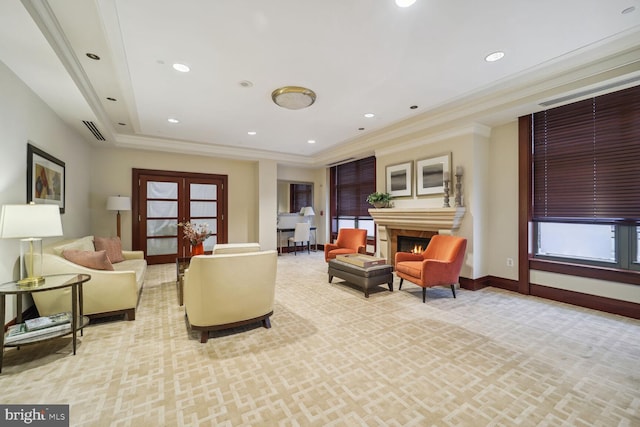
[114,134,316,166]
[374,123,492,158]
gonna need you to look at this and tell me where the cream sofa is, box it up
[184,244,276,343]
[32,236,146,320]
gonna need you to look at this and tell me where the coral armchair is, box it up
[324,228,367,262]
[395,234,467,302]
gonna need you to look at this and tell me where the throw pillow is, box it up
[94,236,125,263]
[63,249,114,271]
[52,235,95,256]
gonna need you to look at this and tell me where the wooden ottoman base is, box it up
[328,259,394,298]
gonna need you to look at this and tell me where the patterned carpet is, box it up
[1,251,639,426]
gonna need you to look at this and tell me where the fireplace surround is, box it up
[368,207,465,265]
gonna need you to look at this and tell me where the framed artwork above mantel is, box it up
[415,153,451,196]
[386,162,412,197]
[27,143,65,213]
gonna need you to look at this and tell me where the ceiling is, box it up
[1,0,640,167]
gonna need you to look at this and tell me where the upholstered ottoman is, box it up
[328,259,394,298]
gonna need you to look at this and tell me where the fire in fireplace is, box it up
[397,235,431,254]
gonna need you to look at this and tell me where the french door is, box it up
[132,169,227,265]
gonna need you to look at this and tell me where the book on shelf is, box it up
[336,254,387,268]
[25,312,71,331]
[4,322,72,344]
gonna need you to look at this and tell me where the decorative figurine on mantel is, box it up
[443,172,451,208]
[454,166,463,207]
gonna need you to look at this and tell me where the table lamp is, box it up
[0,203,63,286]
[106,196,131,239]
[302,206,315,224]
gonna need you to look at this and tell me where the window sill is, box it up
[529,258,640,286]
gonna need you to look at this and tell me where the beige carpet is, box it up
[1,251,639,426]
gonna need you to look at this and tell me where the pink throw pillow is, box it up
[94,236,125,263]
[63,249,114,271]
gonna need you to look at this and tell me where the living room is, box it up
[1,1,639,425]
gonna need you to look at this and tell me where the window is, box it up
[529,85,640,272]
[329,156,376,243]
[290,183,312,213]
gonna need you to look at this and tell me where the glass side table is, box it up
[0,273,91,373]
[176,257,191,306]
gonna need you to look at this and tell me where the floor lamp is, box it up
[0,203,63,286]
[106,196,131,239]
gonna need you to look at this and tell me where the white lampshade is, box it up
[106,196,131,211]
[0,203,63,286]
[303,206,315,216]
[0,204,63,239]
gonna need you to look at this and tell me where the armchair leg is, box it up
[399,278,404,290]
[262,317,272,329]
[451,284,456,298]
[422,287,426,303]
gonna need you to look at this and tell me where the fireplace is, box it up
[368,207,466,266]
[388,229,437,265]
[397,235,431,254]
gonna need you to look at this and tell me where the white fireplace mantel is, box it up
[368,207,466,232]
[369,207,466,260]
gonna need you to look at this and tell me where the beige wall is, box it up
[277,165,327,245]
[90,147,259,250]
[487,122,519,280]
[0,60,92,322]
[374,126,490,279]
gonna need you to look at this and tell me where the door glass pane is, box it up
[148,201,177,218]
[203,235,216,251]
[148,182,177,199]
[191,183,217,200]
[147,238,177,255]
[147,220,177,237]
[190,201,216,218]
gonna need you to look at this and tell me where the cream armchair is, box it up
[184,250,277,343]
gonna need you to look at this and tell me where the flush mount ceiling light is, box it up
[172,63,190,72]
[485,51,505,62]
[395,0,417,7]
[167,118,180,124]
[272,86,316,110]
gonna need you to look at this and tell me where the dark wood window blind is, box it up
[331,156,376,218]
[532,85,640,224]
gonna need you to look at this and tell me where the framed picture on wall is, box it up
[386,162,412,197]
[27,142,65,213]
[416,153,451,196]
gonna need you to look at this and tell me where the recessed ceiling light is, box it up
[167,118,180,124]
[485,51,505,62]
[364,113,375,118]
[106,97,116,101]
[358,128,365,131]
[172,63,190,72]
[239,80,254,88]
[307,139,316,144]
[86,53,100,60]
[622,6,636,14]
[118,122,126,126]
[395,0,416,7]
[248,131,257,135]
[410,105,418,109]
